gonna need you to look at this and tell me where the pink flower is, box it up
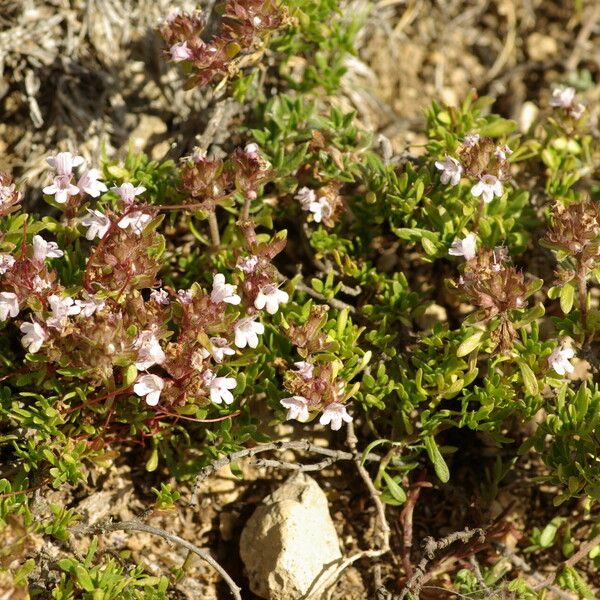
[169,41,193,62]
[0,291,19,321]
[111,182,146,205]
[295,187,316,210]
[462,133,480,148]
[150,288,170,305]
[177,289,193,304]
[234,317,264,349]
[77,169,107,198]
[293,361,314,380]
[319,403,352,431]
[203,337,236,363]
[494,145,512,161]
[81,209,110,240]
[134,330,166,371]
[202,369,237,404]
[448,233,477,261]
[46,152,84,176]
[134,374,164,406]
[46,295,81,329]
[254,283,288,315]
[471,174,503,204]
[245,143,260,159]
[74,294,105,317]
[211,273,241,305]
[20,321,46,353]
[550,86,585,119]
[43,175,80,204]
[548,345,575,376]
[117,211,152,235]
[33,235,63,262]
[237,255,259,274]
[434,155,463,186]
[0,253,15,275]
[280,396,310,422]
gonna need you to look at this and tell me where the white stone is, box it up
[239,472,342,600]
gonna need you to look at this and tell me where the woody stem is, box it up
[208,211,220,248]
[576,258,588,343]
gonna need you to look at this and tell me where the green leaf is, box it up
[382,471,406,504]
[457,330,485,357]
[518,360,539,396]
[424,436,450,483]
[560,283,575,314]
[479,119,517,137]
[74,565,95,592]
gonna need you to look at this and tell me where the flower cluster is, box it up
[544,199,600,276]
[180,145,271,211]
[435,133,511,204]
[279,305,353,431]
[43,151,107,207]
[160,1,286,87]
[456,248,528,350]
[0,149,290,418]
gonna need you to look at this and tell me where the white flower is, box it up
[111,182,146,205]
[46,152,84,176]
[150,288,170,305]
[169,41,193,62]
[550,86,576,109]
[134,330,166,370]
[463,133,480,148]
[434,155,463,186]
[203,369,237,405]
[569,102,585,120]
[43,175,80,204]
[307,197,332,224]
[77,169,107,198]
[133,374,164,406]
[293,361,314,380]
[211,273,241,305]
[494,145,512,161]
[0,291,19,320]
[295,187,316,209]
[548,345,575,376]
[245,143,260,159]
[0,253,15,275]
[32,275,51,292]
[471,174,503,204]
[46,295,81,329]
[177,289,193,304]
[237,255,258,274]
[280,396,310,422]
[0,182,18,206]
[118,211,152,235]
[234,317,264,349]
[20,321,46,353]
[550,86,585,119]
[448,233,477,261]
[254,283,288,315]
[81,209,110,240]
[319,403,353,431]
[206,337,236,363]
[74,295,105,317]
[33,235,63,262]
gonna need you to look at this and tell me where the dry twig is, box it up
[190,438,381,505]
[72,518,242,600]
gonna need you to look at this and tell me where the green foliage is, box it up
[1,0,600,597]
